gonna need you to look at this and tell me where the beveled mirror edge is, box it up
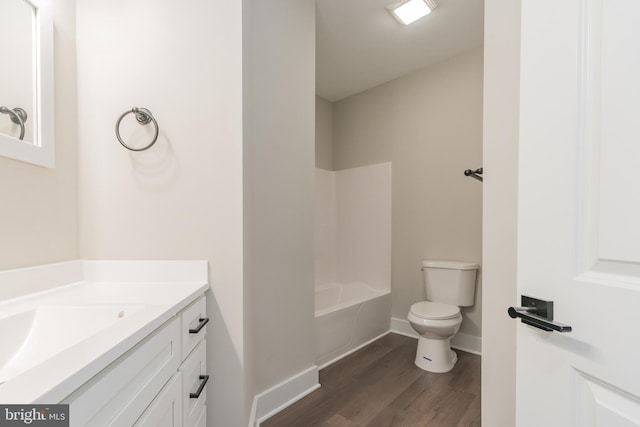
[0,0,54,168]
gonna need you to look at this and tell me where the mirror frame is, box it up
[0,0,54,168]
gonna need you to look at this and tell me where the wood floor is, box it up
[262,333,480,427]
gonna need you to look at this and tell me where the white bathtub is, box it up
[315,282,391,368]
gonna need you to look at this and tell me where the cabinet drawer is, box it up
[194,405,206,427]
[180,340,207,427]
[64,318,180,427]
[134,372,182,427]
[181,296,207,358]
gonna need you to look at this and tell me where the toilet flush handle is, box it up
[508,295,572,333]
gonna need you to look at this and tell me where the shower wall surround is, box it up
[314,163,392,366]
[315,163,392,291]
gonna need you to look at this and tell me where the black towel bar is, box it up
[464,167,483,182]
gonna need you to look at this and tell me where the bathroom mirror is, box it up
[0,0,54,167]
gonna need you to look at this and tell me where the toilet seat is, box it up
[410,301,460,320]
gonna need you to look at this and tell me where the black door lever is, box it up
[508,296,572,333]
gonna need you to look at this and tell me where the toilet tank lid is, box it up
[422,260,480,270]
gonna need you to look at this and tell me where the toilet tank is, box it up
[422,260,479,307]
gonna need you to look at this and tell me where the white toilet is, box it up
[408,260,479,373]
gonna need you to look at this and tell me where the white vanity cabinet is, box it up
[179,295,208,426]
[134,374,182,427]
[63,296,209,427]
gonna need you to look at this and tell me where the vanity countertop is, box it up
[0,260,208,404]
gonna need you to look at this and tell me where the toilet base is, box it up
[413,336,458,373]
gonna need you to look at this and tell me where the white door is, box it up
[516,0,640,425]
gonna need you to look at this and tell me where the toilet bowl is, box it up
[408,260,478,373]
[408,301,462,373]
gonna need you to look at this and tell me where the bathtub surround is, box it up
[314,163,392,366]
[332,48,483,345]
[315,163,392,292]
[314,169,337,287]
[315,283,391,367]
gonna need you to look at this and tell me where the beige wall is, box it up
[75,1,245,425]
[245,0,316,397]
[333,48,484,338]
[315,96,333,170]
[482,0,519,425]
[0,0,78,270]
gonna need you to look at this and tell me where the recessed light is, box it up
[388,0,438,26]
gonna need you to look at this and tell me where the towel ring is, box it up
[0,106,28,140]
[115,107,159,151]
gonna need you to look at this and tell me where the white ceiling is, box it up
[316,0,484,102]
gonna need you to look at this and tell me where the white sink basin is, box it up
[0,305,144,383]
[0,260,209,404]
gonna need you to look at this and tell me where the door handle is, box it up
[508,295,572,333]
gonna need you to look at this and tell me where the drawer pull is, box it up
[189,317,209,334]
[189,375,210,399]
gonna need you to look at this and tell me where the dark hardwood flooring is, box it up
[262,333,480,427]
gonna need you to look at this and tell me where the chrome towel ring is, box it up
[0,106,28,140]
[115,107,159,151]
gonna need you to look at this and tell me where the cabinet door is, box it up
[134,373,182,427]
[194,406,206,427]
[64,318,180,427]
[181,296,207,359]
[180,340,207,427]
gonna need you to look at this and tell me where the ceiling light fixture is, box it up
[388,0,438,26]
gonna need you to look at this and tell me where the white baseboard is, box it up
[249,366,320,427]
[390,317,420,339]
[318,330,391,370]
[451,331,482,356]
[390,317,482,356]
